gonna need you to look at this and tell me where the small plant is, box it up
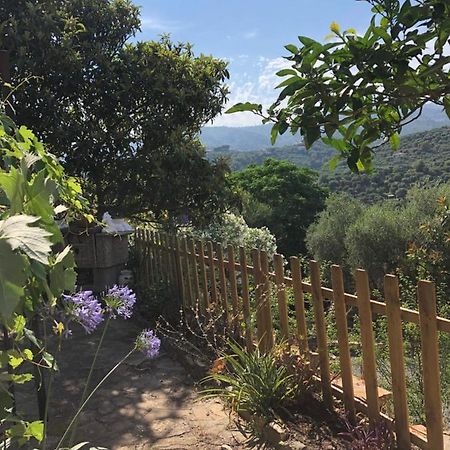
[201,341,295,423]
[156,302,232,365]
[339,416,395,450]
[272,343,315,404]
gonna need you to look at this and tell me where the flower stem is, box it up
[55,347,135,450]
[41,333,63,450]
[67,315,111,446]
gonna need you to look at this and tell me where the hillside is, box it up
[201,104,448,152]
[207,126,450,203]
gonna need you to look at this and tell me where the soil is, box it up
[17,318,350,449]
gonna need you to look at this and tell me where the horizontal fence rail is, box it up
[135,229,450,450]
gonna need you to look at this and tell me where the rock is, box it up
[263,421,289,443]
[288,441,307,450]
[220,445,233,450]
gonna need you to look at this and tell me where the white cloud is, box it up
[140,16,183,32]
[243,30,258,39]
[211,57,290,127]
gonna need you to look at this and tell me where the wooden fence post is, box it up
[197,240,209,313]
[147,229,155,285]
[182,237,193,307]
[175,237,185,305]
[290,256,309,355]
[239,246,253,351]
[355,269,380,426]
[207,241,218,306]
[417,280,444,450]
[384,275,411,449]
[274,254,289,342]
[188,239,201,308]
[260,251,274,352]
[309,260,333,409]
[148,231,156,283]
[252,249,265,352]
[155,232,163,283]
[227,244,240,333]
[216,243,229,323]
[331,265,355,423]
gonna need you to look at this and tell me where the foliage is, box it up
[339,416,395,450]
[306,193,364,268]
[208,126,450,205]
[344,202,413,284]
[1,1,233,223]
[272,343,315,403]
[318,127,450,202]
[201,341,296,422]
[0,112,89,444]
[226,0,450,171]
[184,211,277,256]
[232,159,328,256]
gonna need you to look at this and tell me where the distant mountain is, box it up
[200,104,448,152]
[200,123,301,151]
[207,126,450,204]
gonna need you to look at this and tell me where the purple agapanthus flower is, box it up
[104,285,136,319]
[136,329,160,359]
[64,291,104,334]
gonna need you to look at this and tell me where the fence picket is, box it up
[417,280,444,450]
[239,246,253,351]
[290,256,309,354]
[384,275,410,449]
[206,241,218,306]
[188,239,201,307]
[251,249,265,352]
[216,243,229,323]
[227,244,240,333]
[309,260,333,409]
[274,253,289,342]
[182,237,193,307]
[260,251,274,352]
[197,240,209,313]
[331,265,355,423]
[355,269,380,426]
[175,237,184,304]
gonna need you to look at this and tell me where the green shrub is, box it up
[201,341,296,422]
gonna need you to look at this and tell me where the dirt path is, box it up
[38,319,247,449]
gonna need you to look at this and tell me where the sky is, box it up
[135,1,375,126]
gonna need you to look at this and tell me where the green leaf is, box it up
[225,102,262,114]
[284,44,299,54]
[298,36,317,47]
[0,215,52,264]
[25,420,44,441]
[270,123,279,145]
[0,241,27,322]
[0,168,26,214]
[444,96,450,119]
[304,126,321,149]
[328,154,343,171]
[275,69,296,77]
[389,132,400,151]
[49,245,76,297]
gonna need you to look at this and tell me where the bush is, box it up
[201,341,296,422]
[183,212,277,255]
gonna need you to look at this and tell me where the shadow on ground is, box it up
[20,320,246,450]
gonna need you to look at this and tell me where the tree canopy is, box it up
[232,159,327,256]
[227,0,450,172]
[1,0,233,224]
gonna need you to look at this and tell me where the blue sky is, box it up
[135,1,374,126]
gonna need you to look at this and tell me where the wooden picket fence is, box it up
[135,229,450,450]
